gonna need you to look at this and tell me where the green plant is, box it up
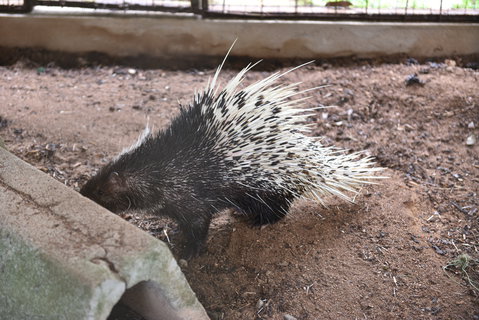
[444,254,479,294]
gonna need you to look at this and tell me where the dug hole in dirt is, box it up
[0,49,478,319]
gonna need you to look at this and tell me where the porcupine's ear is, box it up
[104,171,129,195]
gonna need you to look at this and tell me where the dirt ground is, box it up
[0,50,478,320]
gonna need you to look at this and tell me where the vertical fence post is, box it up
[191,0,208,13]
[202,0,208,11]
[190,0,199,12]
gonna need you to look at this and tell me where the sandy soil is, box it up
[0,52,478,320]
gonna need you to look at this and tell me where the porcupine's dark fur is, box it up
[80,50,383,258]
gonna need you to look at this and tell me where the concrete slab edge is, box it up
[0,147,209,320]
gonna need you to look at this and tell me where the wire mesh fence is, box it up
[203,0,479,21]
[207,0,478,15]
[0,0,478,21]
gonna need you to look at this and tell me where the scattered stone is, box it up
[178,259,188,268]
[432,245,446,255]
[109,104,123,112]
[466,134,476,146]
[405,73,425,86]
[419,68,430,74]
[127,68,137,75]
[465,62,479,70]
[36,67,46,74]
[284,314,298,320]
[347,108,353,121]
[468,121,475,129]
[208,311,224,320]
[0,116,8,129]
[405,58,419,65]
[113,68,128,75]
[444,59,456,67]
[45,143,57,152]
[256,299,265,310]
[428,61,445,68]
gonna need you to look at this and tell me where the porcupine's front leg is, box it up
[160,201,212,258]
[177,211,212,259]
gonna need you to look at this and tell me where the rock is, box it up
[445,59,456,67]
[466,134,476,146]
[405,58,419,65]
[178,259,188,268]
[256,299,265,310]
[284,314,298,320]
[405,73,425,86]
[465,62,479,70]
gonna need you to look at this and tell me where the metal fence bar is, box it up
[0,0,478,22]
[32,0,193,12]
[0,0,33,12]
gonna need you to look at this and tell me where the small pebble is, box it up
[284,314,298,320]
[445,59,456,67]
[256,299,265,310]
[419,68,430,74]
[432,245,446,255]
[465,62,479,70]
[468,121,475,129]
[466,135,476,146]
[405,57,419,65]
[178,259,188,268]
[405,73,425,86]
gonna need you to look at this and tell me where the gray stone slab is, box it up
[0,147,209,320]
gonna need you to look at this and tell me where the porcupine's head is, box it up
[80,165,133,213]
[80,126,155,213]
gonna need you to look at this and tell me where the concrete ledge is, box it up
[0,9,478,59]
[0,147,209,320]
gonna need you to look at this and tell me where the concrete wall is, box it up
[0,8,478,59]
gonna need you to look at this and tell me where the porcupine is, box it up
[80,50,383,258]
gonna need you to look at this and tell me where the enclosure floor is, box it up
[0,57,478,319]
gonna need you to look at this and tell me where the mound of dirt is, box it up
[0,54,477,319]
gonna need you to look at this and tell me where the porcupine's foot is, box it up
[237,192,293,226]
[178,215,212,259]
